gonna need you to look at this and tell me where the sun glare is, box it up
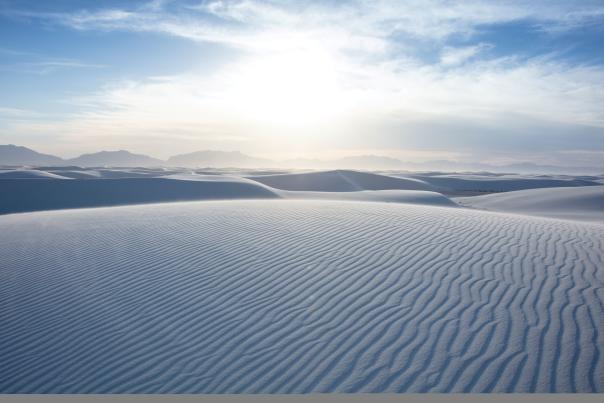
[224,48,350,129]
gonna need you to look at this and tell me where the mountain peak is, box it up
[0,144,64,166]
[67,150,162,167]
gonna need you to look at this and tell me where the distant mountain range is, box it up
[68,150,163,167]
[1,144,602,174]
[0,144,64,166]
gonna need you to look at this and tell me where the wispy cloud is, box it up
[440,43,492,66]
[5,1,604,53]
[0,46,39,57]
[0,106,46,118]
[0,59,106,75]
[0,45,106,75]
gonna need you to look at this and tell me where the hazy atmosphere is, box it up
[1,0,604,168]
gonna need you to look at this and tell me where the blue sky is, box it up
[1,0,604,166]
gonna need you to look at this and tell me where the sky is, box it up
[1,0,604,166]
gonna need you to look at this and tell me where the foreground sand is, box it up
[1,200,602,393]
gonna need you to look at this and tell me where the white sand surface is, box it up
[0,200,602,393]
[0,170,456,215]
[397,173,602,196]
[456,186,604,222]
[248,170,437,192]
[0,169,71,179]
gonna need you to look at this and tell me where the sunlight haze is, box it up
[1,0,603,167]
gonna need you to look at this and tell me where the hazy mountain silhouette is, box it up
[67,150,163,167]
[0,144,64,166]
[2,144,602,173]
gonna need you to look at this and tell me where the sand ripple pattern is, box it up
[1,200,603,393]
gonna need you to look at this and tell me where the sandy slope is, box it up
[456,186,604,222]
[0,168,602,218]
[1,200,602,393]
[0,177,279,214]
[276,189,457,207]
[248,170,436,192]
[0,172,455,215]
[398,173,601,196]
[0,169,71,179]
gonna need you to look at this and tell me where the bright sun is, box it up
[223,48,350,129]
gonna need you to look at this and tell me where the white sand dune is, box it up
[3,168,603,216]
[164,173,270,183]
[277,189,457,207]
[398,173,602,196]
[0,200,602,393]
[51,168,176,179]
[0,172,457,215]
[93,168,174,178]
[456,186,604,222]
[0,167,178,180]
[248,170,436,192]
[0,169,71,179]
[0,177,279,215]
[45,170,103,179]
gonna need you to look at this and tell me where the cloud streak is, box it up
[6,1,604,52]
[0,60,106,75]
